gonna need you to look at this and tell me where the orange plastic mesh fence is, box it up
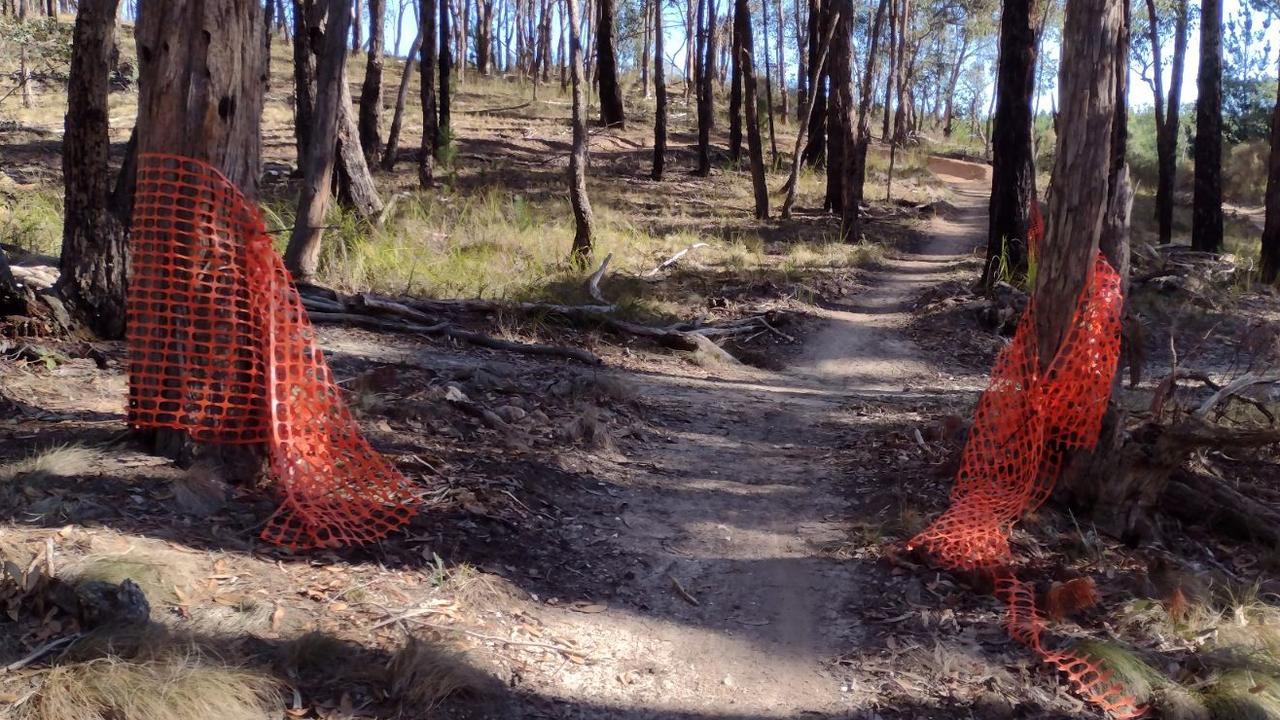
[908,253,1141,718]
[127,154,418,550]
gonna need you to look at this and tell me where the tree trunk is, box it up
[800,0,826,166]
[477,0,493,73]
[359,0,385,166]
[460,0,469,82]
[292,0,317,166]
[728,10,742,160]
[685,0,695,100]
[794,0,806,122]
[1155,0,1188,245]
[703,0,717,128]
[641,0,650,97]
[0,246,26,317]
[381,25,423,169]
[735,0,767,218]
[334,74,385,217]
[420,0,439,185]
[567,0,594,263]
[351,0,362,53]
[761,0,778,163]
[18,0,33,108]
[59,0,129,339]
[652,0,667,180]
[1193,0,1223,253]
[842,0,889,242]
[979,0,1038,291]
[891,0,910,145]
[881,0,895,139]
[439,0,451,139]
[941,31,968,137]
[284,0,350,283]
[694,0,712,175]
[1262,61,1280,284]
[823,0,848,212]
[1035,0,1126,366]
[135,0,268,468]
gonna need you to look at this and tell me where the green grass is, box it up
[0,187,63,256]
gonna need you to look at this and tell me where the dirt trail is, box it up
[505,160,991,718]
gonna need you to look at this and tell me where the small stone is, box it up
[722,675,734,687]
[495,405,527,423]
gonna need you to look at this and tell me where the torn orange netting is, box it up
[908,253,1140,718]
[126,153,418,550]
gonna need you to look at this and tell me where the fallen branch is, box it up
[586,253,614,306]
[645,243,708,277]
[668,574,700,606]
[1195,372,1280,419]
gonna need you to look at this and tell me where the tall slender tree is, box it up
[823,0,849,211]
[1262,54,1280,283]
[381,21,423,169]
[695,0,713,174]
[653,0,667,179]
[1193,0,1223,253]
[567,0,595,262]
[358,0,386,166]
[439,0,452,140]
[728,6,743,160]
[285,0,351,283]
[980,0,1039,290]
[801,0,827,166]
[1147,0,1189,245]
[420,0,439,185]
[596,0,625,125]
[842,0,889,241]
[735,0,768,218]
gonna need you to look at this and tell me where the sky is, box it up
[384,0,1280,113]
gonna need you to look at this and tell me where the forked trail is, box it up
[497,159,991,718]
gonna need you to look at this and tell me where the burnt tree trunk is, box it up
[292,0,317,166]
[1192,0,1223,253]
[735,0,767,218]
[980,0,1038,291]
[381,24,423,169]
[285,0,350,283]
[800,0,826,166]
[567,0,595,262]
[358,0,385,166]
[477,0,493,73]
[728,9,742,161]
[1262,58,1280,283]
[59,0,129,339]
[842,0,889,242]
[420,0,439,185]
[1153,0,1187,245]
[595,0,624,126]
[652,0,667,180]
[439,0,451,139]
[694,0,712,175]
[822,0,849,212]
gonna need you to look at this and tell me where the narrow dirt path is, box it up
[506,160,991,719]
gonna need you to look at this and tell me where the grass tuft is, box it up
[1,444,98,483]
[387,635,487,709]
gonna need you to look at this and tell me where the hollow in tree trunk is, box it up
[1192,0,1223,253]
[358,0,385,166]
[652,0,667,180]
[566,0,594,263]
[285,0,350,283]
[59,0,129,339]
[979,0,1038,291]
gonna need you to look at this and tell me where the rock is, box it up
[75,578,151,627]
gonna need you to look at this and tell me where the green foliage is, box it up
[1223,8,1277,144]
[0,189,64,256]
[0,16,73,93]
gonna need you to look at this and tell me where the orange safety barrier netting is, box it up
[126,153,418,550]
[907,253,1141,718]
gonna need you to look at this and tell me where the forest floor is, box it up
[5,47,1280,720]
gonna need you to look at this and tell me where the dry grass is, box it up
[14,628,281,720]
[63,540,201,606]
[387,635,488,709]
[1,444,98,483]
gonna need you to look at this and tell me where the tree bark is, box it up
[381,25,422,169]
[652,0,667,180]
[358,0,385,166]
[351,0,362,53]
[292,0,316,166]
[823,0,848,212]
[477,0,493,73]
[703,0,717,128]
[284,0,350,283]
[842,0,889,242]
[736,0,767,218]
[761,0,778,163]
[1262,60,1280,283]
[728,7,742,160]
[890,0,910,145]
[942,30,968,137]
[980,0,1038,291]
[1034,0,1125,367]
[881,0,895,139]
[776,0,787,122]
[694,0,712,175]
[1192,0,1222,253]
[641,0,651,97]
[439,0,451,139]
[567,0,594,263]
[794,0,806,122]
[1155,0,1188,245]
[420,0,439,185]
[59,0,129,339]
[800,0,826,166]
[334,74,385,217]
